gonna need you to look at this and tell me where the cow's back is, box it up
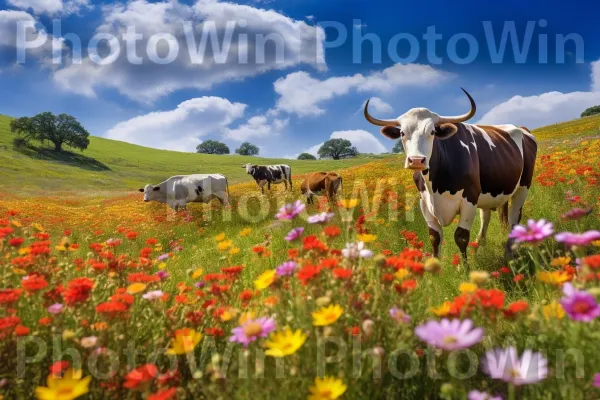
[302,172,327,193]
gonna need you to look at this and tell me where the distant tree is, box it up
[317,139,359,160]
[235,142,259,156]
[392,140,404,154]
[297,152,316,160]
[196,140,230,155]
[581,105,600,118]
[10,112,90,152]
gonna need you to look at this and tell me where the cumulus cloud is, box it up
[478,60,600,128]
[53,0,325,102]
[274,63,450,117]
[304,129,387,158]
[360,97,393,114]
[6,0,91,16]
[104,96,246,151]
[223,115,288,142]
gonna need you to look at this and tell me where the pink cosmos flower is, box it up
[482,347,547,385]
[560,283,600,322]
[276,261,297,276]
[508,219,554,244]
[389,308,411,324]
[468,390,502,400]
[414,318,483,351]
[307,212,335,224]
[561,207,593,221]
[593,373,600,388]
[276,201,305,220]
[284,227,304,242]
[229,317,276,347]
[142,290,164,300]
[555,230,600,247]
[47,303,63,315]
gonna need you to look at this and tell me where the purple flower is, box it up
[157,253,169,261]
[414,318,483,351]
[389,307,411,324]
[155,270,169,280]
[229,317,276,347]
[142,290,164,300]
[307,212,335,224]
[482,347,547,385]
[508,219,554,244]
[555,230,600,247]
[284,227,304,242]
[468,390,502,400]
[195,281,205,288]
[276,261,297,276]
[593,373,600,388]
[276,201,305,220]
[47,303,63,315]
[342,242,373,259]
[561,207,593,221]
[560,283,600,322]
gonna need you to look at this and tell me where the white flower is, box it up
[307,212,334,224]
[142,290,164,300]
[80,336,98,348]
[342,242,373,259]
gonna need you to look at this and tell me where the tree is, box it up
[392,140,404,154]
[10,112,90,152]
[297,152,316,160]
[235,142,259,156]
[317,139,359,160]
[196,140,230,155]
[581,105,600,118]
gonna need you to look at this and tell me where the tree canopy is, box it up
[317,139,359,160]
[196,140,230,155]
[235,142,259,156]
[297,152,317,160]
[10,112,90,152]
[392,140,404,154]
[581,105,600,118]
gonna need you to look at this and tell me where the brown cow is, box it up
[300,172,343,204]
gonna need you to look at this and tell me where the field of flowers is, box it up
[0,134,599,400]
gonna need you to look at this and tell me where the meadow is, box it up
[0,114,599,399]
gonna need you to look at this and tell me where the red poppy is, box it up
[123,364,158,390]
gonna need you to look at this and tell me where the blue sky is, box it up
[0,0,599,157]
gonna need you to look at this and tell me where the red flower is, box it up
[127,273,160,283]
[297,264,321,285]
[222,265,244,277]
[0,289,22,305]
[320,258,338,269]
[332,268,352,280]
[21,275,48,292]
[14,325,30,336]
[323,225,341,237]
[125,231,139,240]
[8,237,24,247]
[503,300,529,319]
[0,316,21,338]
[288,249,299,259]
[63,278,94,306]
[96,301,129,319]
[240,289,253,302]
[50,360,70,376]
[123,364,158,390]
[513,274,524,283]
[148,388,177,400]
[146,238,158,245]
[205,327,225,337]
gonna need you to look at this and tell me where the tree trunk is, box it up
[54,141,63,152]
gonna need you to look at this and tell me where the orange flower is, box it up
[123,364,158,390]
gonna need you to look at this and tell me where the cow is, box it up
[139,174,230,210]
[300,172,343,204]
[243,164,292,194]
[364,88,537,259]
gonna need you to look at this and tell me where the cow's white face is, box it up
[242,163,254,174]
[138,184,162,202]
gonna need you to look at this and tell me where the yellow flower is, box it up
[551,257,571,267]
[166,328,203,355]
[537,271,570,285]
[312,305,344,326]
[255,270,277,290]
[459,282,477,294]
[158,262,167,270]
[229,247,240,255]
[339,198,359,209]
[395,269,409,280]
[220,308,237,322]
[35,369,91,400]
[308,376,347,400]
[215,232,226,242]
[31,222,44,231]
[430,301,452,317]
[592,240,600,247]
[191,268,203,279]
[127,283,147,295]
[18,247,31,255]
[217,240,233,251]
[62,330,77,341]
[239,228,252,237]
[357,233,377,243]
[238,311,255,324]
[542,301,566,320]
[265,328,307,357]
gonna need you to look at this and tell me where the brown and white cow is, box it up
[364,88,537,259]
[300,172,343,204]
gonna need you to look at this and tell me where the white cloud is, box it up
[104,96,246,151]
[223,115,289,142]
[53,0,326,103]
[304,129,387,158]
[0,10,35,48]
[274,63,450,116]
[6,0,91,16]
[478,60,600,128]
[360,97,392,114]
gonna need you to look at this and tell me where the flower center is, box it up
[325,312,338,322]
[320,389,333,398]
[573,301,591,314]
[443,335,457,344]
[58,387,74,395]
[244,322,263,337]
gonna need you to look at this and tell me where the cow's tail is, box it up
[499,201,509,228]
[287,165,293,190]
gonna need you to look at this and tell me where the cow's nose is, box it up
[407,156,426,169]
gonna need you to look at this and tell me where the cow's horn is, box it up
[364,99,399,127]
[438,88,476,124]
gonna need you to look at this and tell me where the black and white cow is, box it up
[243,164,292,194]
[139,174,230,210]
[364,89,538,259]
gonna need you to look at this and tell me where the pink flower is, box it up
[555,230,600,247]
[389,308,411,324]
[560,283,600,322]
[508,219,553,244]
[276,201,305,220]
[561,207,593,221]
[276,261,297,276]
[284,227,304,242]
[229,317,276,347]
[468,390,502,400]
[482,347,547,385]
[47,303,63,315]
[307,212,335,224]
[414,318,483,351]
[143,290,164,300]
[593,373,600,388]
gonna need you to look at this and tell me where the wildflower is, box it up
[342,242,373,259]
[157,253,169,261]
[468,390,502,400]
[35,369,91,400]
[551,256,572,267]
[276,261,297,276]
[275,201,305,220]
[167,328,202,355]
[482,347,548,385]
[415,318,483,350]
[148,388,178,400]
[561,207,593,220]
[143,290,164,301]
[508,219,554,244]
[593,373,600,388]
[155,271,169,281]
[339,198,359,209]
[298,264,321,285]
[80,336,98,348]
[22,275,48,292]
[0,289,22,305]
[357,233,377,243]
[230,317,276,347]
[555,230,600,247]
[308,376,347,400]
[47,304,63,315]
[424,257,442,274]
[537,270,570,285]
[126,283,147,295]
[323,225,341,238]
[542,301,565,320]
[214,232,226,241]
[469,271,490,285]
[63,278,94,306]
[15,325,30,336]
[254,270,276,290]
[96,301,128,319]
[284,227,304,242]
[217,240,233,251]
[430,301,452,317]
[332,268,352,280]
[307,212,335,224]
[264,328,307,357]
[312,304,344,326]
[8,237,24,247]
[459,282,478,294]
[389,307,411,324]
[239,227,252,236]
[503,300,529,318]
[123,364,158,390]
[560,283,600,322]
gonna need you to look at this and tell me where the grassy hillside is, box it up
[0,114,386,193]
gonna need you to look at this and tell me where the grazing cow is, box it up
[243,164,292,194]
[364,88,537,259]
[139,174,230,210]
[300,172,343,204]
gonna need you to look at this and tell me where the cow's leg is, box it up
[505,186,529,257]
[289,178,293,191]
[283,180,288,190]
[476,209,492,247]
[419,198,443,258]
[455,200,477,260]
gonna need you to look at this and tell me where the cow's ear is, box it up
[434,123,458,140]
[138,188,144,192]
[380,126,402,139]
[152,187,161,191]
